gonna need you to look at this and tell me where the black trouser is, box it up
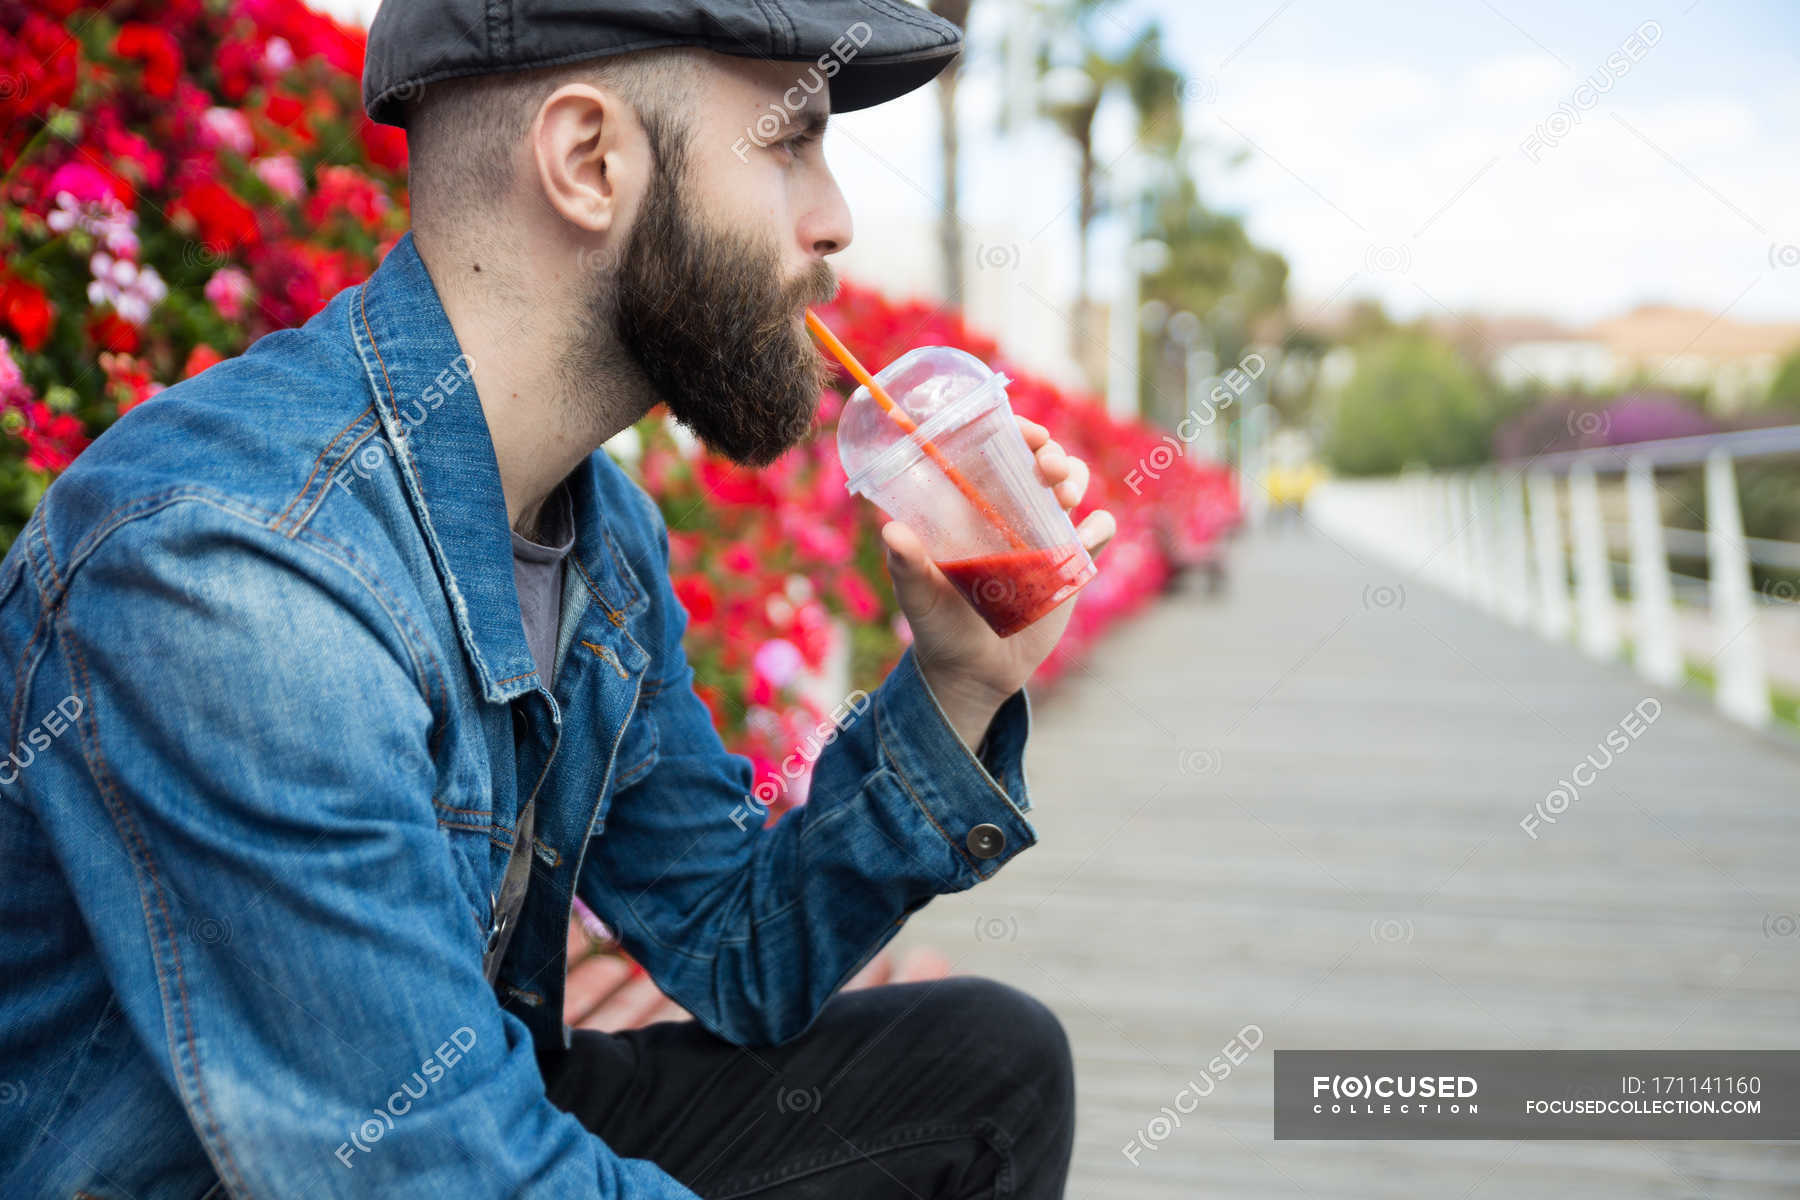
[539,976,1077,1198]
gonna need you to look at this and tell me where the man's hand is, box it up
[562,920,955,1032]
[880,415,1116,748]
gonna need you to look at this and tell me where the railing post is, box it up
[1705,449,1770,728]
[1445,475,1472,599]
[1498,471,1533,626]
[1527,470,1572,640]
[1465,474,1496,613]
[1625,456,1682,686]
[1569,462,1620,659]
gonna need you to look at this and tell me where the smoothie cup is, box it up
[835,344,1097,637]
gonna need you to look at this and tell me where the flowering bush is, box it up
[1,0,1237,824]
[1492,391,1718,461]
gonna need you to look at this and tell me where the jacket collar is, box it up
[350,230,544,704]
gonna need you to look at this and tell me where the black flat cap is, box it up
[363,0,964,129]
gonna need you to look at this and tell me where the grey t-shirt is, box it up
[488,479,576,983]
[511,478,576,690]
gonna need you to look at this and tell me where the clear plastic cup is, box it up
[837,346,1097,637]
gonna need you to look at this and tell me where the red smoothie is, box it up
[936,543,1097,637]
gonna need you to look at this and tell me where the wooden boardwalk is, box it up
[894,523,1800,1198]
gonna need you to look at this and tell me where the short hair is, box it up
[404,47,698,241]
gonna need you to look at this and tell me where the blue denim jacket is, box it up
[0,232,1039,1198]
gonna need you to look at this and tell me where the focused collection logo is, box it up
[1311,1074,1480,1116]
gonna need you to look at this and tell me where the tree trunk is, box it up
[929,0,972,305]
[936,63,964,305]
[1072,133,1096,372]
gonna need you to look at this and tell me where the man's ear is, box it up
[531,82,644,236]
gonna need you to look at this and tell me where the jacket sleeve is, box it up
[23,503,697,1199]
[576,488,1040,1047]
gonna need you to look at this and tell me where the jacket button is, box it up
[966,823,1005,859]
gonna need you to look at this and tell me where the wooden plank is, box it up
[895,529,1800,1197]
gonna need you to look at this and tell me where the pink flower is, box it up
[0,336,24,399]
[203,266,254,322]
[200,106,254,157]
[47,190,139,257]
[44,161,118,207]
[86,252,166,326]
[253,155,305,202]
[752,639,803,689]
[263,36,295,72]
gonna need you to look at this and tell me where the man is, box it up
[0,0,1114,1195]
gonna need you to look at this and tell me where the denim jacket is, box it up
[0,231,1039,1198]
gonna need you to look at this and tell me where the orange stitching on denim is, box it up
[876,704,980,875]
[45,489,452,818]
[275,404,374,530]
[580,640,630,679]
[289,416,381,535]
[38,504,61,594]
[568,557,625,625]
[600,522,645,607]
[9,523,59,746]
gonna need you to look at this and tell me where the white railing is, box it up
[1307,425,1800,731]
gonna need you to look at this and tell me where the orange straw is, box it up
[806,309,1028,552]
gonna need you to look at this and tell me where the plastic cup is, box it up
[837,346,1097,637]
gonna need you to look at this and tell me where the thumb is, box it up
[881,520,946,613]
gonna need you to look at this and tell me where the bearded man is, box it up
[0,1,1113,1195]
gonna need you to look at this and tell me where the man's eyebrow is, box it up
[791,109,830,137]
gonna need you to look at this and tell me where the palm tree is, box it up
[929,0,974,306]
[1031,2,1184,367]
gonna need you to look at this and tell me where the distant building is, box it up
[1290,301,1800,412]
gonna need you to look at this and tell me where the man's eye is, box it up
[779,131,820,157]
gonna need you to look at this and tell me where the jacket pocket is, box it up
[609,701,659,793]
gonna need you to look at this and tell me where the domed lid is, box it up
[836,345,1010,495]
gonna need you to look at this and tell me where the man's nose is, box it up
[798,168,854,258]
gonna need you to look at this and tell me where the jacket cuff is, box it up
[872,645,1038,883]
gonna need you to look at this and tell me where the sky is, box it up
[322,0,1800,330]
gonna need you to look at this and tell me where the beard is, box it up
[594,126,839,468]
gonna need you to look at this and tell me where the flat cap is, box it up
[363,0,964,128]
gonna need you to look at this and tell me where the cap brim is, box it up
[819,44,963,113]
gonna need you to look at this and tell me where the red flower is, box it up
[359,119,408,174]
[1,15,78,124]
[4,401,89,473]
[306,165,391,228]
[673,575,717,623]
[99,352,162,415]
[833,569,882,621]
[86,311,140,354]
[183,344,225,378]
[114,24,182,99]
[171,181,260,255]
[214,38,263,103]
[0,275,53,352]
